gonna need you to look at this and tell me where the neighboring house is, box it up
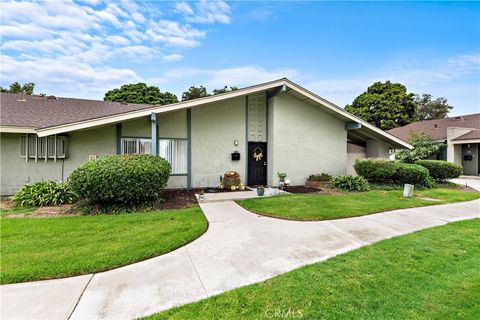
[388,113,480,175]
[0,78,411,195]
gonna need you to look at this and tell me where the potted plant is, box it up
[256,185,265,196]
[198,190,206,201]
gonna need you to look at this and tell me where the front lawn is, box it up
[148,218,480,319]
[0,207,208,284]
[237,188,479,221]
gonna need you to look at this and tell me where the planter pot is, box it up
[269,187,278,195]
[256,188,265,196]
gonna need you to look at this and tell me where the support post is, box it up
[151,113,158,155]
[187,109,192,188]
[116,123,122,154]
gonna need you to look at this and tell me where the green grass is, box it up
[0,207,208,284]
[237,188,480,221]
[0,205,36,216]
[147,218,480,320]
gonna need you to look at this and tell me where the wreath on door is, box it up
[253,147,263,161]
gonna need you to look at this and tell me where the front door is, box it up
[248,142,267,186]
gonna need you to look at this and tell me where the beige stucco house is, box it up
[389,113,480,176]
[0,78,411,195]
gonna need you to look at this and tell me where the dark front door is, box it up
[248,142,267,186]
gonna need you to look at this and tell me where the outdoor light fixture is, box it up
[234,139,239,146]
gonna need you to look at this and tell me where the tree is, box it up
[396,133,445,163]
[104,83,178,105]
[415,93,453,121]
[345,81,417,130]
[0,82,35,95]
[213,86,239,95]
[181,86,210,101]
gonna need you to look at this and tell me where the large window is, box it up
[120,138,188,174]
[20,134,67,161]
[159,139,188,174]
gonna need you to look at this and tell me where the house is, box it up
[0,78,411,195]
[388,113,480,175]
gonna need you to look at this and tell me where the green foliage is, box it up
[331,175,370,192]
[354,159,397,181]
[0,81,35,95]
[12,181,76,206]
[212,86,239,95]
[345,81,417,130]
[222,171,241,189]
[396,133,446,163]
[182,85,210,101]
[307,173,332,181]
[104,83,178,105]
[69,154,171,207]
[416,160,463,181]
[394,163,430,186]
[415,93,453,120]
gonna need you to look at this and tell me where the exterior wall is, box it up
[462,143,479,175]
[121,117,150,137]
[1,125,116,195]
[366,140,390,158]
[191,97,246,187]
[347,143,366,175]
[268,94,347,186]
[446,127,474,164]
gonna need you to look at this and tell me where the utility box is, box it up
[403,184,414,198]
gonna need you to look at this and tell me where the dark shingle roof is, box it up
[0,93,158,129]
[388,113,480,141]
[452,129,480,141]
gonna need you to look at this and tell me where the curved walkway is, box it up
[1,199,479,320]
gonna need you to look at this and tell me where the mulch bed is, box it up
[158,189,198,210]
[283,186,324,194]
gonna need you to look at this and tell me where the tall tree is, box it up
[104,83,178,105]
[345,81,417,130]
[0,82,35,95]
[415,94,453,121]
[213,86,239,95]
[181,86,210,101]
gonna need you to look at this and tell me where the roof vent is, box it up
[455,116,464,121]
[434,124,438,128]
[16,98,26,102]
[47,95,57,100]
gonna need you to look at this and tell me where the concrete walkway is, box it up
[2,198,479,320]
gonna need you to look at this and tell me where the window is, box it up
[120,137,188,174]
[159,139,188,174]
[20,134,67,161]
[121,138,152,155]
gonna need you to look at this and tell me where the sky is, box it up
[1,1,479,116]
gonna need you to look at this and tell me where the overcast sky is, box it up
[1,1,479,115]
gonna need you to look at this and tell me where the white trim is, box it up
[451,139,480,144]
[29,78,411,149]
[0,126,37,133]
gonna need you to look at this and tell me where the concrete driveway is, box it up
[2,198,479,320]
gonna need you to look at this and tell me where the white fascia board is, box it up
[451,139,480,144]
[0,126,37,134]
[284,80,413,149]
[36,79,287,137]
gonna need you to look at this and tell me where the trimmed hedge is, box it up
[416,160,463,181]
[331,175,369,192]
[354,159,397,181]
[394,163,430,185]
[69,154,171,205]
[12,181,76,206]
[354,158,431,186]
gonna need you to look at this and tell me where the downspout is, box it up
[187,109,192,188]
[151,113,158,156]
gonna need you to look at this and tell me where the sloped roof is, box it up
[388,113,480,141]
[0,78,412,149]
[452,129,480,141]
[0,93,155,129]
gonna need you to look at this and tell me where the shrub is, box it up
[416,160,463,181]
[396,133,446,163]
[12,181,76,206]
[222,171,241,189]
[69,154,170,206]
[307,173,332,182]
[331,175,370,192]
[354,159,397,181]
[394,162,430,186]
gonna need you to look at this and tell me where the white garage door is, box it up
[347,143,366,175]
